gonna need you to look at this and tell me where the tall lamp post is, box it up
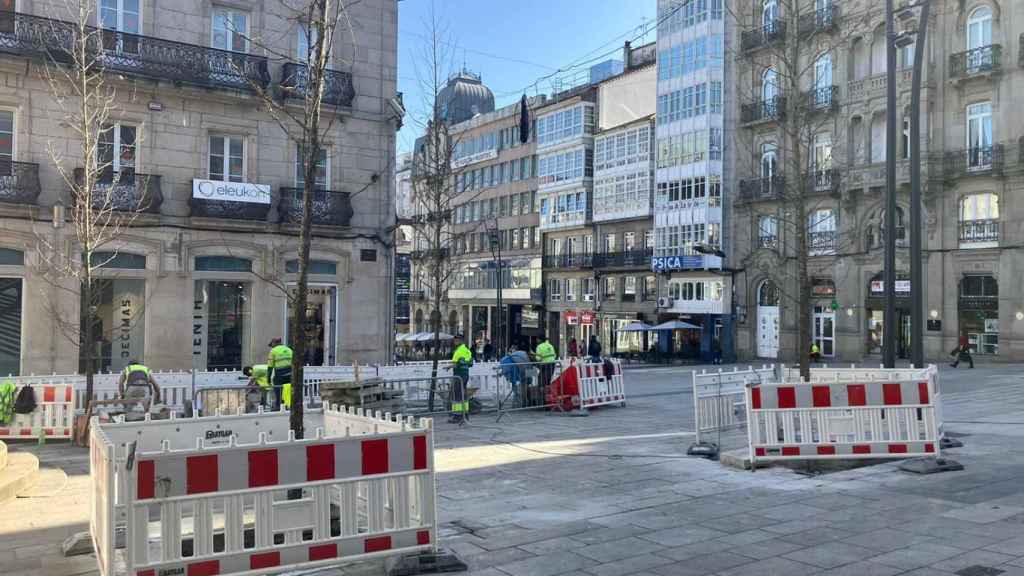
[884,0,929,368]
[487,218,504,358]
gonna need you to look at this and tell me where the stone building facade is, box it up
[0,0,400,376]
[732,0,1024,362]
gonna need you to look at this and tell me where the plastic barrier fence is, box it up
[781,364,935,382]
[576,359,626,409]
[90,406,437,576]
[0,382,75,439]
[692,365,778,445]
[746,377,940,465]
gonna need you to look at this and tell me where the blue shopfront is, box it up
[651,254,734,363]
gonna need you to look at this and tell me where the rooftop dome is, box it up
[438,69,494,126]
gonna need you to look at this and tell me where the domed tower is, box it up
[437,69,495,126]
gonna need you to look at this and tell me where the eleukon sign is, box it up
[192,179,271,204]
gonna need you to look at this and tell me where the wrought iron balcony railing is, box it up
[594,249,653,269]
[759,235,778,249]
[741,96,786,124]
[804,86,838,112]
[280,62,356,108]
[278,187,353,227]
[807,168,840,193]
[959,219,999,244]
[808,231,836,255]
[739,175,784,200]
[741,20,786,52]
[0,160,40,206]
[0,11,270,92]
[542,253,593,269]
[190,191,271,220]
[72,168,162,213]
[798,2,839,35]
[950,45,1002,79]
[944,145,1004,178]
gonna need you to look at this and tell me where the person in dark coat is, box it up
[951,333,974,368]
[587,335,602,363]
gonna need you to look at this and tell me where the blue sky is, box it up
[396,0,657,153]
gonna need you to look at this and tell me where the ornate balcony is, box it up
[278,187,352,227]
[803,86,838,112]
[594,249,652,269]
[739,175,784,201]
[808,231,836,255]
[0,11,270,92]
[542,253,593,269]
[759,235,778,250]
[741,20,786,52]
[73,168,162,213]
[944,145,1004,179]
[279,63,356,108]
[950,45,1002,80]
[190,195,270,221]
[798,2,839,35]
[741,96,785,125]
[0,161,41,206]
[806,168,840,193]
[959,219,999,246]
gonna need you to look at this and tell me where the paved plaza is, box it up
[4,364,1024,575]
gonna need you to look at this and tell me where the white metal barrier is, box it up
[574,359,626,409]
[781,364,934,382]
[746,377,941,465]
[90,406,437,576]
[691,365,778,445]
[0,382,75,439]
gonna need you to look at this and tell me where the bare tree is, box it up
[406,7,467,411]
[32,0,153,433]
[731,0,879,379]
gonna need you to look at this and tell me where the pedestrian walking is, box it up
[568,337,579,358]
[950,333,974,368]
[483,339,494,362]
[587,335,602,364]
[810,342,821,363]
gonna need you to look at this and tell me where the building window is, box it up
[960,193,1000,246]
[209,135,244,182]
[566,278,578,302]
[99,124,137,175]
[99,0,141,53]
[295,146,328,189]
[195,256,252,272]
[0,276,21,376]
[0,110,11,164]
[536,104,594,147]
[758,215,778,249]
[644,275,656,301]
[285,259,336,275]
[624,232,636,252]
[603,233,616,253]
[967,102,993,169]
[193,280,251,370]
[604,276,617,301]
[549,278,561,302]
[538,147,587,185]
[92,251,146,269]
[967,7,992,52]
[623,276,637,302]
[212,7,249,52]
[583,277,594,301]
[808,209,836,255]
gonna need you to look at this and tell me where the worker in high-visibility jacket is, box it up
[243,364,270,409]
[118,360,161,413]
[449,335,473,423]
[267,338,293,411]
[534,337,557,392]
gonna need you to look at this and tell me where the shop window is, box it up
[80,278,146,373]
[285,259,337,275]
[0,277,22,376]
[192,280,252,370]
[93,251,146,269]
[195,256,252,272]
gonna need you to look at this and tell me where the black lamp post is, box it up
[487,218,504,358]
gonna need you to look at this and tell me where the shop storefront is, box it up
[958,274,998,355]
[865,273,911,358]
[285,284,338,366]
[812,279,836,358]
[0,275,22,377]
[192,256,253,371]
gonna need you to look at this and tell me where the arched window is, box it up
[967,7,992,51]
[814,52,833,91]
[761,142,777,179]
[761,67,778,102]
[870,114,886,163]
[762,0,779,29]
[871,25,887,75]
[758,280,780,306]
[880,207,907,243]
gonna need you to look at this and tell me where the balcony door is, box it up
[814,53,832,106]
[99,0,140,55]
[0,110,12,177]
[967,7,992,52]
[212,8,249,53]
[761,67,778,103]
[760,142,777,196]
[756,280,780,358]
[967,102,992,170]
[762,0,779,30]
[98,124,136,183]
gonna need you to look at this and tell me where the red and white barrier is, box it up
[90,406,437,576]
[0,383,75,439]
[746,377,941,464]
[575,359,626,409]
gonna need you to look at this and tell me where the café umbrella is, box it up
[617,321,654,332]
[651,320,702,331]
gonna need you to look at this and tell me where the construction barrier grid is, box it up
[0,383,75,439]
[746,377,940,465]
[90,406,438,576]
[691,366,776,445]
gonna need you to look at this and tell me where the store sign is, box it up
[521,308,540,329]
[114,282,145,372]
[192,287,207,369]
[870,280,911,294]
[580,310,595,326]
[192,179,271,204]
[564,310,578,325]
[651,255,715,272]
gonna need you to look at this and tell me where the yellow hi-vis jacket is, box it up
[281,383,293,408]
[268,344,293,368]
[535,341,556,363]
[450,344,473,414]
[251,364,270,389]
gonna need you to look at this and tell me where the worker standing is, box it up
[534,335,557,393]
[450,334,473,424]
[118,359,161,414]
[267,337,293,411]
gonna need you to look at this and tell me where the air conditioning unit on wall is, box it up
[657,297,674,309]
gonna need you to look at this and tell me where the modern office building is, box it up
[0,1,400,375]
[731,0,1024,362]
[653,0,733,361]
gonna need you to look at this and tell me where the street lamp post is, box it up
[883,0,898,368]
[906,2,930,369]
[487,219,504,358]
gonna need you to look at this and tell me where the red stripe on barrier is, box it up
[309,543,337,561]
[44,429,54,436]
[137,460,154,499]
[362,439,389,475]
[925,443,935,453]
[781,446,800,456]
[755,448,766,456]
[751,387,761,410]
[307,444,335,481]
[888,444,908,454]
[812,386,831,408]
[847,385,866,406]
[777,387,796,409]
[413,435,427,470]
[0,428,8,436]
[853,445,871,454]
[417,530,431,545]
[137,570,155,576]
[918,382,929,405]
[43,386,55,403]
[883,383,903,405]
[186,455,219,495]
[249,551,280,569]
[65,387,73,403]
[817,446,836,455]
[365,536,392,553]
[63,428,70,437]
[19,428,31,436]
[248,449,278,487]
[187,560,219,576]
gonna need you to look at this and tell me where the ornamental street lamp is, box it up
[487,217,504,358]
